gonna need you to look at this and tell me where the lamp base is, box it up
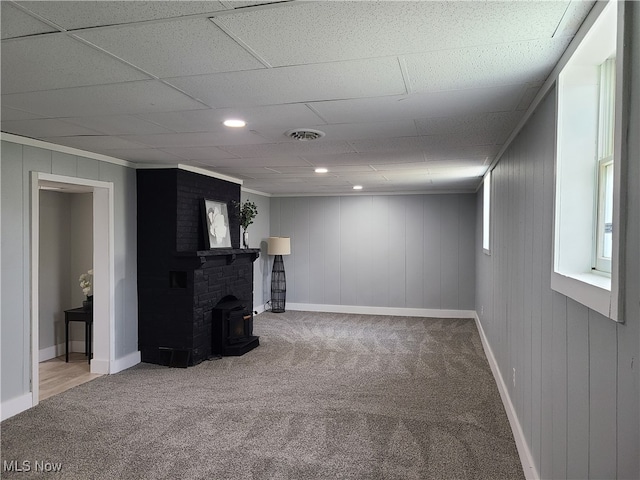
[271,255,286,313]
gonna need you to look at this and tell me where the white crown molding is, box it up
[1,133,134,168]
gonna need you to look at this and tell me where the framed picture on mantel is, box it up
[202,199,232,249]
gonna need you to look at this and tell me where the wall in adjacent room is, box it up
[270,194,476,311]
[475,31,639,478]
[38,191,72,354]
[1,140,138,408]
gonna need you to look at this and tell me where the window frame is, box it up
[482,170,491,255]
[551,0,625,322]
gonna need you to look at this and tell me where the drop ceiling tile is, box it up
[126,130,268,148]
[16,1,226,30]
[1,2,58,39]
[166,58,406,108]
[1,35,150,94]
[255,120,418,143]
[516,84,543,111]
[405,38,572,93]
[40,135,148,152]
[415,111,523,138]
[350,134,495,155]
[217,1,571,67]
[301,152,428,166]
[220,140,356,158]
[1,106,45,121]
[138,104,324,134]
[100,148,183,163]
[2,81,207,117]
[310,85,526,124]
[76,18,264,78]
[160,146,241,161]
[1,118,102,138]
[200,156,310,168]
[63,115,174,136]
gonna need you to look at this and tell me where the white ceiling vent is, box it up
[285,128,325,141]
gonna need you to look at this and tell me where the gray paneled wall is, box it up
[270,194,475,310]
[0,140,138,403]
[475,83,639,477]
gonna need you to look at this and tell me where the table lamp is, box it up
[268,237,291,313]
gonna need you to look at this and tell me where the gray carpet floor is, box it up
[1,311,524,479]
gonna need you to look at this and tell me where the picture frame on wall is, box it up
[201,199,232,249]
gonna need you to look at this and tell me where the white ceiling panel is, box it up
[126,130,269,149]
[160,146,241,162]
[310,85,527,125]
[63,115,174,136]
[1,118,102,138]
[301,152,428,167]
[1,106,45,121]
[218,1,570,67]
[166,58,407,108]
[220,140,356,159]
[138,104,325,134]
[255,120,419,143]
[16,1,227,30]
[1,2,58,39]
[201,156,310,168]
[350,134,496,155]
[405,38,572,93]
[2,81,207,118]
[415,111,523,138]
[101,148,183,164]
[0,1,594,195]
[76,18,264,79]
[40,135,148,152]
[1,35,150,94]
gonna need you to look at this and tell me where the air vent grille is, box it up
[285,128,325,141]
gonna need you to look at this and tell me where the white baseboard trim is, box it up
[110,351,141,374]
[473,313,539,480]
[286,303,476,319]
[39,341,87,362]
[1,393,33,421]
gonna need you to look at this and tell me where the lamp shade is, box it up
[268,237,291,255]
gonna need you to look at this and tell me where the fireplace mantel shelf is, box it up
[174,248,260,264]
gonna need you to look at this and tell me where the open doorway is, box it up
[37,187,102,400]
[30,172,115,405]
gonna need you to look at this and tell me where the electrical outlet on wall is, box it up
[512,368,516,387]
[480,305,484,315]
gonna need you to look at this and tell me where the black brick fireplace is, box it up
[137,168,260,366]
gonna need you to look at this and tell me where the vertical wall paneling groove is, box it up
[387,196,407,307]
[423,195,441,308]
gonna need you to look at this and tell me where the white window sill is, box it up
[550,271,616,320]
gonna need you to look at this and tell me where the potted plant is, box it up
[79,269,93,310]
[233,200,258,248]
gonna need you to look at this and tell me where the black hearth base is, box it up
[221,336,260,356]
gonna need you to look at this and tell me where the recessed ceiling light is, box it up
[353,185,363,190]
[315,167,328,173]
[223,119,246,127]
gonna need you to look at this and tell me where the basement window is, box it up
[552,0,622,321]
[482,170,491,254]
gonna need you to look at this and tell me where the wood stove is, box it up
[212,296,259,356]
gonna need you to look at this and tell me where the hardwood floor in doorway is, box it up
[39,353,103,401]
